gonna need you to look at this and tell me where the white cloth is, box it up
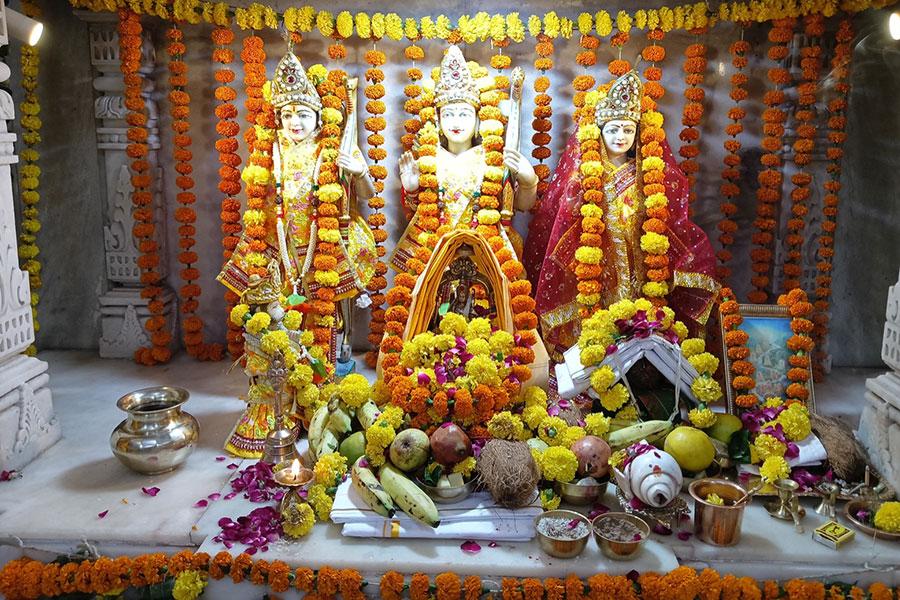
[738,433,829,478]
[331,480,542,540]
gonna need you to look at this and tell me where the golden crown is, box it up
[271,51,322,112]
[434,45,480,109]
[595,70,643,124]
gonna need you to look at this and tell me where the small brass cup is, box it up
[689,478,748,547]
[592,512,650,560]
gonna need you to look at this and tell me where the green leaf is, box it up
[729,428,751,464]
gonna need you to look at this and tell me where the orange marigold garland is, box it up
[719,287,758,409]
[641,27,666,104]
[783,14,825,293]
[678,28,708,209]
[213,24,244,360]
[166,25,222,362]
[239,33,269,279]
[718,35,750,283]
[573,28,598,121]
[402,41,424,155]
[813,18,854,377]
[532,33,553,197]
[778,288,814,404]
[749,17,796,304]
[639,86,671,302]
[573,94,604,315]
[119,9,171,366]
[608,10,632,77]
[364,42,390,368]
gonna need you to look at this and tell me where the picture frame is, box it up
[719,303,816,414]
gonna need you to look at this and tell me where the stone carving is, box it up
[95,95,126,120]
[103,164,140,283]
[99,303,150,357]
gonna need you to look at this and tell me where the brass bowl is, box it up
[416,477,477,504]
[592,512,650,560]
[844,500,900,542]
[689,478,749,546]
[534,510,591,558]
[555,476,609,506]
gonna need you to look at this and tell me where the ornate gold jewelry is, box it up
[434,45,480,109]
[596,70,642,124]
[271,51,322,112]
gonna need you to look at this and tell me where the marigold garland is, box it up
[749,17,796,304]
[608,9,632,76]
[212,24,244,360]
[678,28,707,209]
[119,9,172,366]
[573,92,605,315]
[641,27,666,104]
[717,35,750,283]
[401,40,424,154]
[573,29,598,121]
[719,287,758,409]
[16,0,42,356]
[166,25,222,362]
[531,33,553,197]
[639,87,671,302]
[813,18,854,378]
[778,288,814,404]
[239,32,269,280]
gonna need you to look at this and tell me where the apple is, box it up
[570,435,611,478]
[430,423,472,467]
[389,428,431,472]
[339,431,366,466]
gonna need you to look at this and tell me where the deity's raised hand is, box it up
[399,151,420,192]
[337,149,366,178]
[503,148,538,188]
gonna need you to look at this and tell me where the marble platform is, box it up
[1,351,897,593]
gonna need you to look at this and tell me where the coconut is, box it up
[477,440,539,508]
[810,413,870,483]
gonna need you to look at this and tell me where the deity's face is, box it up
[438,102,478,147]
[280,103,318,143]
[601,119,638,162]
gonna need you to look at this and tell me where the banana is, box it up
[316,427,340,458]
[607,420,673,451]
[306,404,330,461]
[327,400,353,435]
[378,463,441,528]
[351,457,395,517]
[357,400,381,430]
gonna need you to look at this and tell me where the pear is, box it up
[339,431,366,466]
[389,428,431,472]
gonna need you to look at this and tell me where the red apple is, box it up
[430,423,472,467]
[571,435,611,478]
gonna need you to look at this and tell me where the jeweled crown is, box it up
[271,51,322,113]
[434,45,480,109]
[595,70,643,124]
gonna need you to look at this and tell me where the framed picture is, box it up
[720,304,816,414]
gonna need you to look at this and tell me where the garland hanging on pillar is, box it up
[120,9,172,365]
[530,29,553,197]
[719,287,758,409]
[166,25,222,361]
[17,0,42,357]
[212,24,244,360]
[574,12,597,122]
[678,27,708,209]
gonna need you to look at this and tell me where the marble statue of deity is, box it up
[269,49,378,376]
[523,71,718,359]
[391,45,539,274]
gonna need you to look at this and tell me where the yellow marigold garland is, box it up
[166,25,222,361]
[574,93,604,314]
[573,17,598,122]
[608,10,632,76]
[717,35,750,283]
[778,288,814,404]
[120,9,172,366]
[813,18,854,378]
[783,14,825,293]
[749,17,796,304]
[17,0,42,356]
[719,287,758,409]
[639,85,671,302]
[531,33,553,197]
[212,24,244,360]
[678,28,707,209]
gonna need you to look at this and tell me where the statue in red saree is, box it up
[523,71,718,361]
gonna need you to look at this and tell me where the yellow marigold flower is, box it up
[577,12,593,35]
[764,397,784,408]
[541,446,578,482]
[439,312,467,336]
[489,330,514,356]
[241,208,266,228]
[300,331,314,346]
[600,384,629,412]
[590,365,616,394]
[290,368,315,394]
[282,502,316,537]
[642,111,665,129]
[338,373,370,408]
[172,570,207,600]
[466,354,501,386]
[335,11,353,38]
[543,11,560,38]
[681,338,705,358]
[633,298,653,313]
[538,416,568,447]
[260,330,290,355]
[465,317,492,340]
[616,404,639,422]
[671,320,688,340]
[575,246,604,265]
[314,452,348,486]
[314,270,340,287]
[419,16,436,39]
[506,13,525,43]
[560,17,573,39]
[355,12,371,39]
[609,449,627,470]
[318,228,341,244]
[453,456,478,477]
[691,375,722,403]
[523,405,549,430]
[488,412,525,440]
[595,10,612,37]
[777,404,811,441]
[642,156,665,173]
[641,231,670,255]
[283,310,302,331]
[528,14,541,37]
[476,209,501,226]
[316,182,344,204]
[580,345,605,367]
[378,406,404,429]
[523,386,548,408]
[577,124,601,142]
[579,204,602,221]
[385,13,403,41]
[315,10,334,37]
[307,484,334,521]
[874,501,900,533]
[560,426,586,448]
[245,312,271,335]
[759,455,790,484]
[609,299,636,321]
[689,352,720,376]
[585,413,611,437]
[616,10,632,33]
[645,192,668,209]
[365,420,395,467]
[705,493,724,506]
[467,339,491,356]
[540,489,561,510]
[577,293,601,306]
[689,407,717,429]
[230,304,250,326]
[754,433,787,460]
[371,13,386,39]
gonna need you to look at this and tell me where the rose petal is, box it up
[461,540,481,554]
[193,499,209,508]
[215,456,227,462]
[567,518,582,529]
[224,492,237,500]
[226,463,239,470]
[652,523,672,535]
[677,531,692,541]
[98,510,109,519]
[208,493,221,501]
[488,541,498,548]
[141,486,160,497]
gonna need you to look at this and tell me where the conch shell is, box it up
[613,441,682,508]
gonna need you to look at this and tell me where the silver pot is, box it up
[110,386,199,475]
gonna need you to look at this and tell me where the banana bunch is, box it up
[307,401,342,462]
[350,457,395,517]
[607,420,673,451]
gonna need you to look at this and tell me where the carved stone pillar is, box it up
[859,268,900,491]
[0,4,60,470]
[78,11,174,358]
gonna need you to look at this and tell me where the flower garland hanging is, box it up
[719,287,758,409]
[813,18,854,377]
[17,0,42,356]
[639,91,671,303]
[573,12,597,122]
[678,28,707,209]
[212,24,244,360]
[166,25,222,361]
[238,33,270,279]
[573,89,605,315]
[778,288,814,404]
[717,35,750,284]
[363,32,390,369]
[401,31,424,154]
[531,30,553,197]
[641,21,666,106]
[608,10,632,76]
[119,9,172,366]
[783,14,825,293]
[749,17,796,304]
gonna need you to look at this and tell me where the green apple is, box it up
[707,413,743,444]
[390,428,431,472]
[339,431,366,465]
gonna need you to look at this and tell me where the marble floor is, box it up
[1,350,897,590]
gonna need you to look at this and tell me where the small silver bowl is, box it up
[555,476,609,506]
[534,509,591,558]
[415,477,477,504]
[592,512,650,560]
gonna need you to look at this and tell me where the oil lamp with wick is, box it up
[273,458,314,536]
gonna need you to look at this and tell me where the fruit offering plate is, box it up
[615,486,689,533]
[844,500,900,542]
